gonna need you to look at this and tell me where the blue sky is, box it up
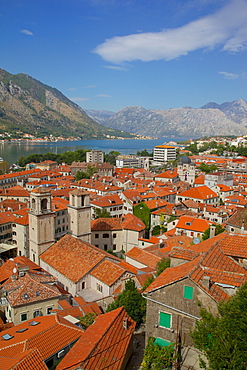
[0,0,247,112]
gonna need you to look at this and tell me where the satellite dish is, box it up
[193,237,200,244]
[13,268,17,274]
[159,239,163,244]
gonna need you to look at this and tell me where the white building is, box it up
[153,145,176,164]
[86,150,104,163]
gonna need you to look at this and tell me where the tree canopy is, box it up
[134,202,150,232]
[93,207,111,219]
[198,163,218,174]
[202,224,225,241]
[141,337,175,370]
[106,279,146,325]
[17,149,89,167]
[104,151,120,165]
[191,282,247,369]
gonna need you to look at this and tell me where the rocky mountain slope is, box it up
[95,100,247,138]
[0,69,134,139]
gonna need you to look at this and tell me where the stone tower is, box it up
[28,187,55,264]
[67,189,91,243]
[177,156,196,185]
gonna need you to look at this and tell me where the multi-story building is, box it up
[153,145,176,164]
[86,150,104,163]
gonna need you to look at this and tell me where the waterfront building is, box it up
[153,145,176,164]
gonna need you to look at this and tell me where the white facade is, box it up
[86,150,104,163]
[153,145,176,163]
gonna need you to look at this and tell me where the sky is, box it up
[0,0,247,112]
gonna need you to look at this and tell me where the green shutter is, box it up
[159,312,171,328]
[184,286,194,300]
[154,337,172,347]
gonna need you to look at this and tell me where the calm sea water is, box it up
[1,137,191,165]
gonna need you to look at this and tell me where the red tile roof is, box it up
[91,217,122,231]
[176,215,211,233]
[56,307,136,370]
[90,260,128,286]
[0,315,83,363]
[178,185,217,200]
[122,213,146,231]
[40,235,106,283]
[126,247,162,269]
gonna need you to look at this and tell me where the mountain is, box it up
[0,69,134,139]
[84,109,115,125]
[97,100,247,138]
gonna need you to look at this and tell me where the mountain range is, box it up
[86,99,247,138]
[1,67,247,140]
[0,69,134,140]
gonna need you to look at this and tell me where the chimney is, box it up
[200,275,211,290]
[241,218,245,234]
[123,318,128,330]
[209,225,216,239]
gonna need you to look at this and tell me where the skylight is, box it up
[29,321,40,326]
[2,333,13,340]
[16,328,28,333]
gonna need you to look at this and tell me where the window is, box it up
[97,283,103,293]
[33,310,42,318]
[113,244,116,250]
[184,286,194,300]
[159,312,171,328]
[95,234,99,239]
[103,233,109,238]
[47,307,53,315]
[104,244,107,250]
[20,313,27,322]
[113,233,117,238]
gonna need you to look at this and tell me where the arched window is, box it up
[41,198,48,211]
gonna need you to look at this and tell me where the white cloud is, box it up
[21,29,34,36]
[70,97,90,102]
[82,85,96,88]
[218,71,239,79]
[104,65,128,71]
[93,0,247,63]
[96,94,111,98]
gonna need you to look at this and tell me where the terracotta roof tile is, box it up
[56,307,136,370]
[91,218,122,231]
[40,235,107,283]
[122,213,146,231]
[126,247,162,269]
[90,260,128,286]
[0,315,83,363]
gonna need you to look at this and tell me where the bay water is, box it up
[1,137,191,165]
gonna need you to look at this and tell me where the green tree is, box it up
[93,207,111,219]
[75,170,88,181]
[106,279,146,325]
[136,149,153,157]
[134,202,150,232]
[156,258,170,277]
[202,224,225,241]
[104,151,120,165]
[0,160,10,174]
[198,163,217,174]
[191,282,247,369]
[79,312,97,329]
[141,337,175,370]
[186,142,199,155]
[142,258,170,291]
